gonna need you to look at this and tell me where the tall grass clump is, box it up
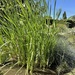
[0,0,58,74]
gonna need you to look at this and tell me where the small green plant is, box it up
[0,0,59,75]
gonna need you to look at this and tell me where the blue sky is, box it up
[47,0,75,18]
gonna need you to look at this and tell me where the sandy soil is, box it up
[0,65,56,75]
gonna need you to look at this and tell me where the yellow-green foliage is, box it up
[0,0,59,74]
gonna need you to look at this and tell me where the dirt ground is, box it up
[0,65,56,75]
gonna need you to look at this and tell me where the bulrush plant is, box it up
[0,0,59,75]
